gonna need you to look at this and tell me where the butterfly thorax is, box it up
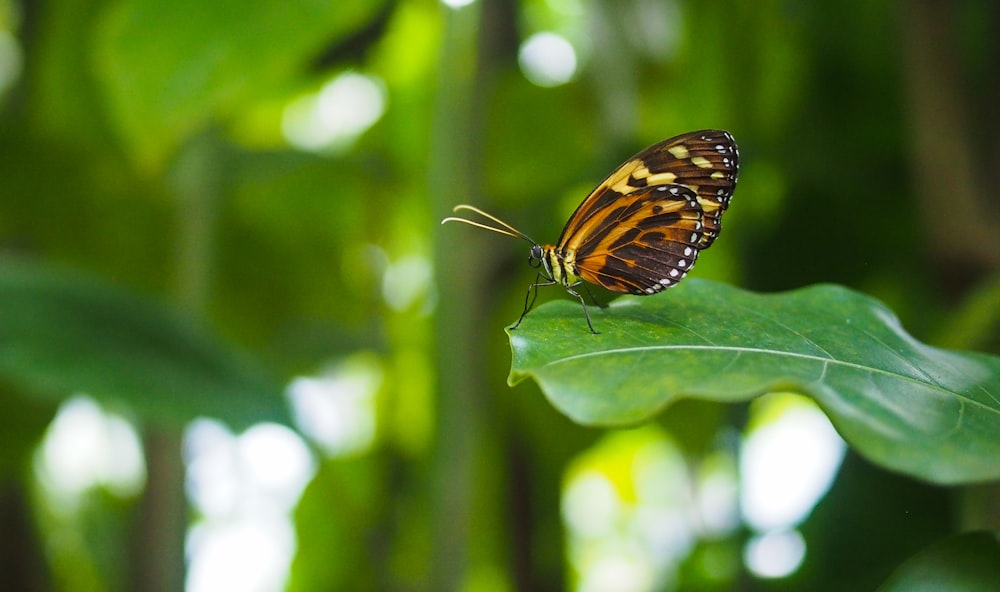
[530,244,579,286]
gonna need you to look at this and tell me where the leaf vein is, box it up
[539,344,998,414]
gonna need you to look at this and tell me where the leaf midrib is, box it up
[535,344,998,415]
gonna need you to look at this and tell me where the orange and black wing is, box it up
[570,185,707,294]
[557,129,739,252]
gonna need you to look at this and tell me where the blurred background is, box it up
[1,0,998,590]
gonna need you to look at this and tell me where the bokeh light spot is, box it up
[518,32,577,87]
[282,72,386,153]
[744,529,806,579]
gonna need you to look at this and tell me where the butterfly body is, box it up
[530,244,577,287]
[443,130,739,333]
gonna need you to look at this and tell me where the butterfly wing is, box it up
[570,184,707,294]
[558,129,739,252]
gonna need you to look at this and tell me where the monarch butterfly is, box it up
[443,129,739,333]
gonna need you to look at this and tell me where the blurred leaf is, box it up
[508,280,1000,485]
[876,531,1000,592]
[0,261,288,430]
[936,273,1000,352]
[214,150,379,350]
[796,452,952,591]
[288,457,381,592]
[0,386,55,476]
[484,75,595,206]
[93,0,388,170]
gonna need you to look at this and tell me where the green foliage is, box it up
[0,261,289,430]
[2,0,999,590]
[508,280,1000,485]
[288,457,384,592]
[876,531,1000,592]
[94,0,387,170]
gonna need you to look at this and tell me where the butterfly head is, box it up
[528,244,544,268]
[529,244,561,283]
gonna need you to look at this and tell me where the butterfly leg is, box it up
[511,273,557,330]
[582,283,607,309]
[565,283,599,334]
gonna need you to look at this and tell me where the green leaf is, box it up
[0,261,289,430]
[93,0,387,170]
[875,531,1000,592]
[507,280,1000,485]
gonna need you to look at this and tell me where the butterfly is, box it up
[442,129,739,333]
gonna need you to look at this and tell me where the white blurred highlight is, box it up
[519,32,578,87]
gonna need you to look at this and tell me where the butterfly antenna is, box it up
[441,204,538,244]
